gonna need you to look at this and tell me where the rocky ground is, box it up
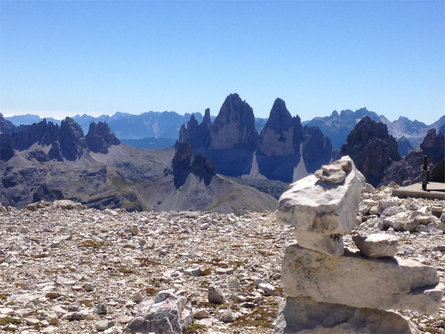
[0,185,444,334]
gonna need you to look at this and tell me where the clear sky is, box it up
[0,1,444,124]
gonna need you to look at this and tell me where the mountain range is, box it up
[5,107,442,155]
[178,94,332,183]
[1,94,443,212]
[305,108,444,150]
[0,113,277,212]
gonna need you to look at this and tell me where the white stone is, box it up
[282,244,442,314]
[127,291,193,334]
[193,309,210,319]
[382,205,404,216]
[258,282,275,295]
[184,267,202,276]
[415,215,435,225]
[95,320,115,331]
[219,308,238,323]
[275,296,420,334]
[362,183,375,193]
[294,231,344,257]
[277,156,365,234]
[352,233,398,258]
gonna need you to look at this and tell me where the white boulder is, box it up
[352,233,398,258]
[277,156,365,235]
[282,244,442,314]
[275,296,420,334]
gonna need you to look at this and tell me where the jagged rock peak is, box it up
[61,117,84,139]
[420,128,444,165]
[343,116,394,145]
[203,108,211,124]
[257,98,299,160]
[263,98,294,134]
[172,143,215,188]
[172,143,193,188]
[59,117,86,161]
[0,112,16,134]
[178,110,211,149]
[340,116,400,186]
[86,121,121,154]
[210,93,258,150]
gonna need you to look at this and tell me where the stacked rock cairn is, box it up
[275,156,444,334]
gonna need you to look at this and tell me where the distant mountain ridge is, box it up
[5,107,443,153]
[5,111,268,142]
[305,108,443,150]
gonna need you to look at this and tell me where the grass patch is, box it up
[230,305,277,329]
[0,317,21,325]
[116,266,134,274]
[186,323,206,333]
[200,267,214,276]
[208,201,223,210]
[79,299,93,307]
[31,253,50,258]
[145,287,159,296]
[112,176,127,190]
[258,250,272,257]
[0,294,6,300]
[199,281,210,288]
[45,292,62,299]
[5,302,16,306]
[79,239,106,249]
[196,301,228,309]
[14,283,27,288]
[136,257,161,266]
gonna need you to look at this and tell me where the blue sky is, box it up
[0,1,444,124]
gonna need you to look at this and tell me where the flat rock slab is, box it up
[393,183,445,200]
[352,233,398,258]
[275,296,420,334]
[295,231,344,257]
[277,156,365,234]
[282,244,442,314]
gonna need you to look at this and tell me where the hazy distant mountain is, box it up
[120,137,176,149]
[305,108,443,149]
[6,111,267,146]
[5,114,61,126]
[304,108,383,148]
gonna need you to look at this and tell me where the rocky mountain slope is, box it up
[397,136,414,157]
[0,182,443,333]
[305,108,443,149]
[0,113,16,134]
[0,117,277,212]
[381,128,445,186]
[179,94,332,183]
[340,116,400,186]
